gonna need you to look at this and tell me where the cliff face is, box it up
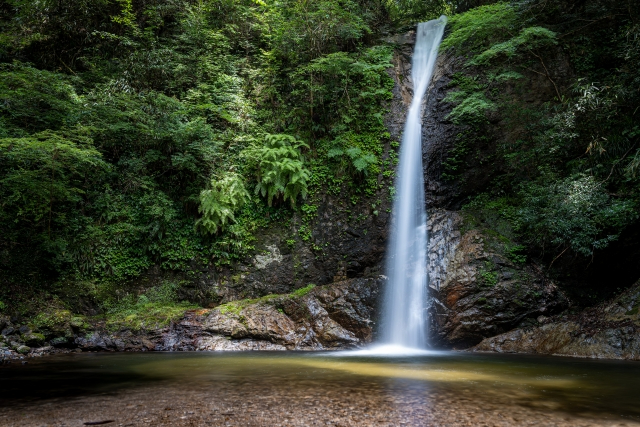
[387,35,568,349]
[425,211,567,348]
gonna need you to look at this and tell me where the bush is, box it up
[517,174,638,257]
[196,173,250,235]
[244,134,310,207]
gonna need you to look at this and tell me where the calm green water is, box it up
[1,351,640,425]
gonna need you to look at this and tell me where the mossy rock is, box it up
[70,316,89,330]
[30,309,74,336]
[22,332,45,347]
[49,337,70,348]
[13,344,30,354]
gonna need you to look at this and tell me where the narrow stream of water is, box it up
[381,16,446,350]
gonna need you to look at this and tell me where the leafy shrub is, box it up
[443,74,495,124]
[244,134,310,207]
[517,174,638,257]
[470,26,557,66]
[269,0,371,64]
[327,146,377,174]
[196,173,250,235]
[0,63,81,136]
[445,92,496,124]
[440,3,518,54]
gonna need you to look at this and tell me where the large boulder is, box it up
[474,280,640,360]
[190,278,381,351]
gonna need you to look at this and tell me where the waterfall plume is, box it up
[379,16,447,350]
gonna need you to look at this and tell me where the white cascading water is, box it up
[379,17,447,351]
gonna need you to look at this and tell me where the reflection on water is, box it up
[1,351,640,426]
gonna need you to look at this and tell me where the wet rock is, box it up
[1,326,15,336]
[50,336,71,348]
[0,347,22,364]
[15,345,30,354]
[428,216,567,349]
[204,311,250,338]
[196,336,287,351]
[75,332,116,351]
[240,304,300,344]
[474,280,640,360]
[27,346,54,357]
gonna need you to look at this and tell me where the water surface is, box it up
[1,351,639,426]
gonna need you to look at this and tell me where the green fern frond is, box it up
[196,172,249,235]
[244,133,310,207]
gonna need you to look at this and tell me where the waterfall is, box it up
[379,17,447,350]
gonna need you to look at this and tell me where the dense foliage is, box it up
[2,0,639,317]
[442,0,640,272]
[0,0,411,315]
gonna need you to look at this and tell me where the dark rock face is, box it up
[473,281,640,360]
[386,33,464,209]
[426,211,567,349]
[422,53,466,209]
[219,214,389,303]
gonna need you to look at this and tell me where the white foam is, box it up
[326,345,442,357]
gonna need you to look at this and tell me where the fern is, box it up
[470,26,557,66]
[245,134,310,207]
[345,147,376,173]
[445,92,496,124]
[327,145,377,174]
[489,71,524,82]
[196,173,249,235]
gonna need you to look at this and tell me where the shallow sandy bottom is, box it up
[1,352,639,427]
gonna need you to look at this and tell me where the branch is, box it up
[559,15,621,39]
[604,141,638,182]
[525,49,562,101]
[548,246,569,270]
